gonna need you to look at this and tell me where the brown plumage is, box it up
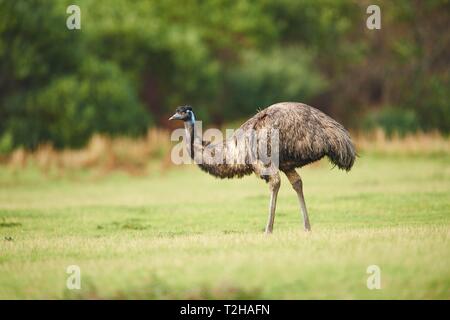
[169,102,356,233]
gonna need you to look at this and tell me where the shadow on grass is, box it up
[63,275,263,300]
[97,218,150,231]
[0,222,21,228]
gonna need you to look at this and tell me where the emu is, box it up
[169,102,356,233]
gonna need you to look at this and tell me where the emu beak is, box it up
[169,113,182,121]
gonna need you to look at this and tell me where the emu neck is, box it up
[183,119,252,179]
[184,120,197,160]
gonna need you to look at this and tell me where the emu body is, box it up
[169,102,356,233]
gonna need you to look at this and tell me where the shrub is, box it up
[224,47,326,119]
[2,59,150,149]
[362,107,420,137]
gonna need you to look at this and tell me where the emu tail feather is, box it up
[326,128,356,171]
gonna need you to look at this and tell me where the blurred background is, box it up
[0,0,449,173]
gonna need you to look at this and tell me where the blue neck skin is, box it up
[188,110,195,125]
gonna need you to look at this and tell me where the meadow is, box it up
[0,151,449,299]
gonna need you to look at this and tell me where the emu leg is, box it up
[265,173,281,234]
[284,170,311,231]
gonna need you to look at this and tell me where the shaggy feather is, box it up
[185,102,356,178]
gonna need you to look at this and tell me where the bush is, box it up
[414,76,450,134]
[2,59,150,149]
[363,107,420,137]
[224,47,327,119]
[0,1,152,150]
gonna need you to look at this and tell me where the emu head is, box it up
[169,106,195,123]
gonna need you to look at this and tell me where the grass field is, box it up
[0,153,449,299]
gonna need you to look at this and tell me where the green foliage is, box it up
[0,1,150,149]
[224,48,326,119]
[384,0,450,133]
[0,132,13,154]
[3,59,149,149]
[262,0,359,51]
[363,107,420,137]
[414,75,450,133]
[0,0,82,85]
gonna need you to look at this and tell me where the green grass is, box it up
[0,154,449,299]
